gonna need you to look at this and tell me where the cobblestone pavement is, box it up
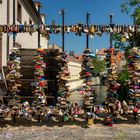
[0,124,140,140]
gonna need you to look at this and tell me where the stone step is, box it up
[21,73,34,79]
[20,89,33,96]
[21,55,35,61]
[20,66,34,73]
[20,60,34,66]
[20,66,34,79]
[20,49,36,56]
[21,87,31,91]
[21,79,35,82]
[21,79,34,88]
[4,49,38,97]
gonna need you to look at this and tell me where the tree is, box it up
[92,56,106,76]
[117,69,131,85]
[117,68,131,102]
[121,0,140,49]
[121,0,140,16]
[117,1,140,101]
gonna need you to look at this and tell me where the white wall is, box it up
[40,34,48,49]
[14,0,38,49]
[68,61,81,80]
[67,61,101,89]
[68,79,83,90]
[0,0,7,24]
[67,61,83,90]
[97,55,106,60]
[0,0,48,66]
[0,0,7,66]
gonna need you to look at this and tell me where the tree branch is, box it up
[137,3,140,8]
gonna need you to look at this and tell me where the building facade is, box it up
[67,55,83,90]
[48,44,83,90]
[96,48,106,60]
[0,0,48,70]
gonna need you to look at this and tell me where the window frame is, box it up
[29,18,32,25]
[17,1,22,23]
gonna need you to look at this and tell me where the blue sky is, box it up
[39,0,134,54]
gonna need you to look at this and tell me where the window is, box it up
[29,19,32,35]
[29,18,32,25]
[17,2,22,23]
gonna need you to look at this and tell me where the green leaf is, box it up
[129,0,140,6]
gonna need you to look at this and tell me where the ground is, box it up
[1,89,140,140]
[0,123,140,140]
[0,115,140,140]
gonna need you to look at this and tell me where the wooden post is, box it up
[86,13,90,49]
[60,9,65,52]
[13,0,16,48]
[110,13,113,48]
[38,5,41,48]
